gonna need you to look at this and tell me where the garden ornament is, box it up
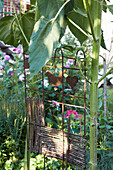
[45,70,65,86]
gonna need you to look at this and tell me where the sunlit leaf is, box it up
[29,17,61,76]
[37,0,64,19]
[37,0,66,37]
[65,0,91,44]
[29,0,66,76]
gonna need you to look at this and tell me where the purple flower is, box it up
[65,89,72,91]
[68,59,73,64]
[17,49,21,53]
[17,99,20,102]
[3,52,6,55]
[51,100,60,107]
[65,64,70,68]
[0,66,3,70]
[5,55,10,61]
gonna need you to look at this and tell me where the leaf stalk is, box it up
[53,0,71,22]
[83,0,97,42]
[11,0,29,46]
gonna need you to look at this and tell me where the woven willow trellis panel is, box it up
[27,97,87,169]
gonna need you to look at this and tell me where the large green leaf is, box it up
[108,5,113,14]
[29,16,61,75]
[37,0,66,37]
[67,10,89,44]
[19,13,35,52]
[0,0,4,12]
[29,0,66,76]
[0,13,35,52]
[66,0,104,44]
[37,0,64,19]
[65,0,91,44]
[0,16,19,47]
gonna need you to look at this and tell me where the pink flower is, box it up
[64,115,69,118]
[65,64,70,68]
[0,66,3,70]
[13,48,17,51]
[67,110,73,115]
[68,59,73,64]
[5,55,10,61]
[64,110,82,119]
[64,110,78,118]
[13,48,22,53]
[75,113,79,119]
[79,115,82,119]
[73,111,79,118]
[9,72,14,75]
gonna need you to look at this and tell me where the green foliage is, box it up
[0,51,26,169]
[29,0,66,76]
[97,112,113,169]
[28,0,107,76]
[66,0,90,44]
[0,13,35,52]
[108,5,113,15]
[101,30,107,50]
[29,16,62,75]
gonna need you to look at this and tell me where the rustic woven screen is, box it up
[24,49,87,170]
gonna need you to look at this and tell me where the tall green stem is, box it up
[90,41,99,170]
[83,0,103,169]
[89,0,102,169]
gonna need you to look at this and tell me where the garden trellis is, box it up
[24,49,87,170]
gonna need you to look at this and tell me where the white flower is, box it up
[44,79,49,87]
[19,74,24,81]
